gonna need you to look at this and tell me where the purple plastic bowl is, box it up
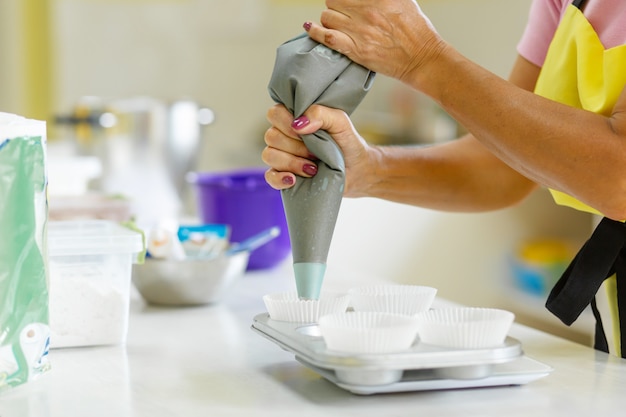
[188,167,291,270]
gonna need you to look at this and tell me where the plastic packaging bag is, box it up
[0,112,50,393]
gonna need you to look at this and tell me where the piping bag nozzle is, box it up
[294,262,326,300]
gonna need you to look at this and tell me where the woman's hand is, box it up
[304,0,445,86]
[262,104,376,198]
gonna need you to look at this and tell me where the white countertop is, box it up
[2,262,626,417]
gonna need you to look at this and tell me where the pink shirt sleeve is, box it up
[517,0,569,66]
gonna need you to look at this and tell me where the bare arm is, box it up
[415,45,626,219]
[355,55,540,212]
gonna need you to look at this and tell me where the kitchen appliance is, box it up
[55,96,214,226]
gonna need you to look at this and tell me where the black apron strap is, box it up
[546,217,626,324]
[616,247,626,353]
[572,0,588,10]
[545,217,626,356]
[590,296,609,353]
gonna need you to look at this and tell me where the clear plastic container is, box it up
[47,220,144,348]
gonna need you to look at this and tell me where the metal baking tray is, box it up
[251,313,553,395]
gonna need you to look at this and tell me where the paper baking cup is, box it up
[263,291,350,323]
[349,284,437,316]
[318,311,419,354]
[415,307,515,349]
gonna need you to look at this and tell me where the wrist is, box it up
[400,39,452,97]
[346,146,385,198]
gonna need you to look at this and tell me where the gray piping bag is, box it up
[268,33,375,299]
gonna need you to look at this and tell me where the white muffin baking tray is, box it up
[251,313,552,395]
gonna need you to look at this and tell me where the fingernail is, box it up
[282,175,294,185]
[303,21,312,32]
[292,116,310,130]
[303,164,318,176]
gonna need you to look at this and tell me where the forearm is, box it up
[355,134,537,212]
[407,44,626,219]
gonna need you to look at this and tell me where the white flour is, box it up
[49,261,128,348]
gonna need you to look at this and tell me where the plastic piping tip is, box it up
[293,262,326,300]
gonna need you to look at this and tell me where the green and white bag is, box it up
[0,112,50,392]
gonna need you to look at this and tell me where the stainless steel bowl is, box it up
[132,251,249,306]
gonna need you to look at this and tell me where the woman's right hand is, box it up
[262,104,376,198]
[305,0,445,88]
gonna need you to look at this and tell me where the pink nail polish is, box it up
[303,21,312,32]
[292,116,310,130]
[303,164,318,176]
[282,176,294,185]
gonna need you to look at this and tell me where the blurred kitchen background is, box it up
[0,0,594,343]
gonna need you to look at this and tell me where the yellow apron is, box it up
[535,0,626,357]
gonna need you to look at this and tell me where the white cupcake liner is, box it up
[263,291,350,323]
[415,307,515,349]
[349,284,437,316]
[318,311,419,354]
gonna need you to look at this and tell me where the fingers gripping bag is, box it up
[0,112,50,393]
